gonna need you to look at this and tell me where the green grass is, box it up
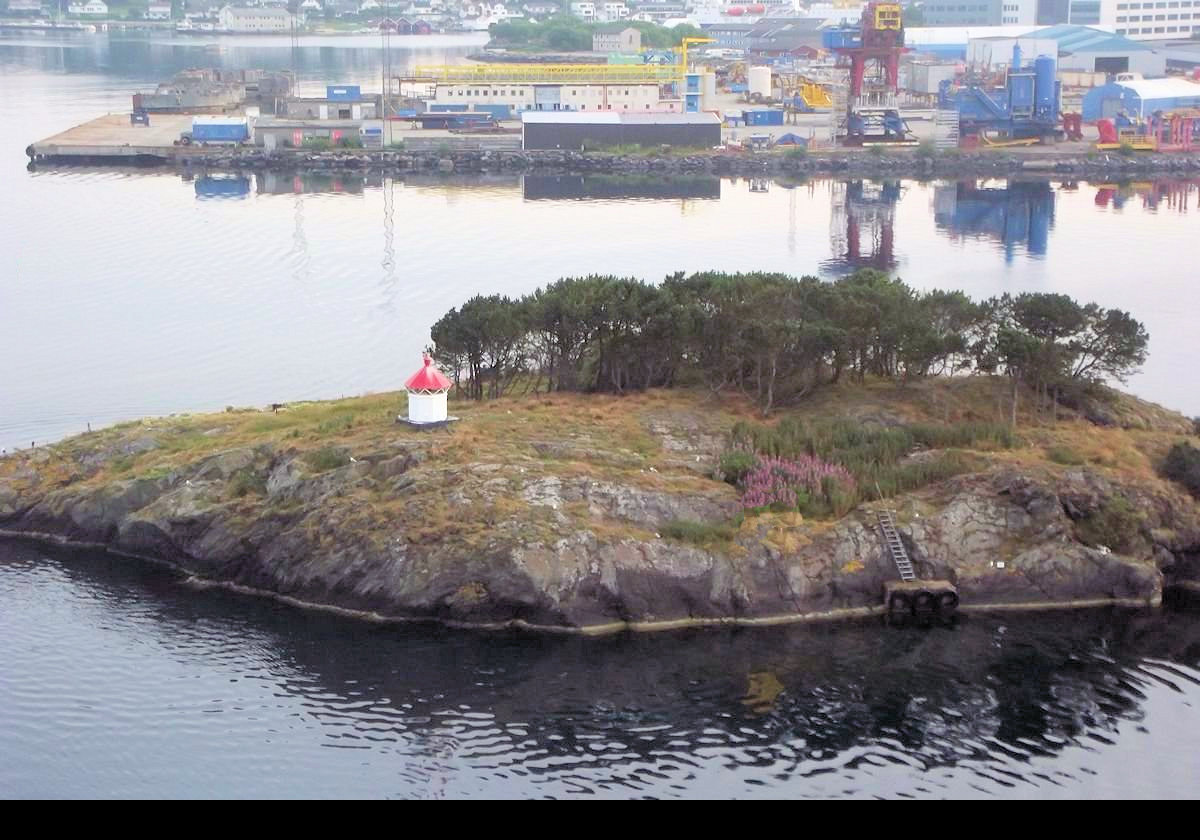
[660,518,739,546]
[1046,445,1086,466]
[1075,495,1143,553]
[718,450,757,485]
[303,446,349,473]
[227,468,267,499]
[725,417,1011,512]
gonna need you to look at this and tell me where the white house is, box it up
[600,1,628,21]
[570,1,595,20]
[593,26,640,51]
[6,0,45,14]
[298,0,321,12]
[360,0,379,10]
[68,0,109,15]
[146,1,173,19]
[217,5,294,30]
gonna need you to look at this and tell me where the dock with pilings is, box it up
[876,508,959,616]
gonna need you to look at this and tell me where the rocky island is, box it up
[1,377,1197,632]
[5,269,1200,632]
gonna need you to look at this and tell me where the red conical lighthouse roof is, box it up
[405,354,452,393]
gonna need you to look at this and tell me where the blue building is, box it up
[1082,76,1200,120]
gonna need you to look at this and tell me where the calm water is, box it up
[3,34,1200,799]
[1,538,1199,799]
[1,33,1199,449]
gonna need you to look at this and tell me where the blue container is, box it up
[743,108,784,126]
[1034,55,1056,120]
[326,85,361,102]
[192,121,249,142]
[473,103,512,119]
[195,175,251,199]
[821,26,861,49]
[1009,74,1035,113]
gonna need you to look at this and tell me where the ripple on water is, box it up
[2,541,1200,797]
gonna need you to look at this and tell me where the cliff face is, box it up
[1,385,1197,631]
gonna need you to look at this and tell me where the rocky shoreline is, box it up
[2,385,1197,633]
[31,145,1200,179]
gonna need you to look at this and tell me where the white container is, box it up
[749,66,773,99]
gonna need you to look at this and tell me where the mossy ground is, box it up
[3,377,1192,556]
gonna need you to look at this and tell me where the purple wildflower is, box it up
[739,455,856,511]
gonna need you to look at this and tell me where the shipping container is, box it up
[742,108,784,126]
[189,116,250,143]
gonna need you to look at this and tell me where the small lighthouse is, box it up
[402,353,452,425]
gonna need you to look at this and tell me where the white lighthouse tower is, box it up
[403,353,452,425]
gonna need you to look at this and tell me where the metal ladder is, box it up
[934,109,960,150]
[877,510,915,582]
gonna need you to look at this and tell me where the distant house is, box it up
[570,1,594,20]
[359,0,379,11]
[6,0,45,14]
[600,1,627,21]
[68,0,109,15]
[217,5,294,30]
[593,26,640,52]
[298,0,321,12]
[146,1,173,19]
[522,1,559,15]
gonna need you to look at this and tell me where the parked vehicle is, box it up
[176,116,250,146]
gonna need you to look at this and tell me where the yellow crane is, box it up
[679,37,715,74]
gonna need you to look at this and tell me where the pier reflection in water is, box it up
[7,167,1200,453]
[1,538,1198,798]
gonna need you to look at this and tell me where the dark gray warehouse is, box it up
[521,112,723,151]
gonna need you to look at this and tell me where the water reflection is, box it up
[1093,179,1200,212]
[194,173,251,199]
[933,180,1057,262]
[2,537,1198,797]
[824,180,903,274]
[522,174,721,202]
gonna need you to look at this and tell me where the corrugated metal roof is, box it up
[521,112,620,125]
[619,112,722,125]
[521,112,720,125]
[908,25,1040,46]
[1114,77,1200,100]
[1029,24,1153,53]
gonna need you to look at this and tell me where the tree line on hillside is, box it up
[488,18,704,51]
[429,270,1149,421]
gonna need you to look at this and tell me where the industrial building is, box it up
[907,24,1043,57]
[1082,75,1200,118]
[411,64,710,115]
[912,23,1167,74]
[431,82,680,113]
[254,119,376,151]
[284,85,380,120]
[521,111,722,150]
[1028,24,1166,74]
[216,6,296,32]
